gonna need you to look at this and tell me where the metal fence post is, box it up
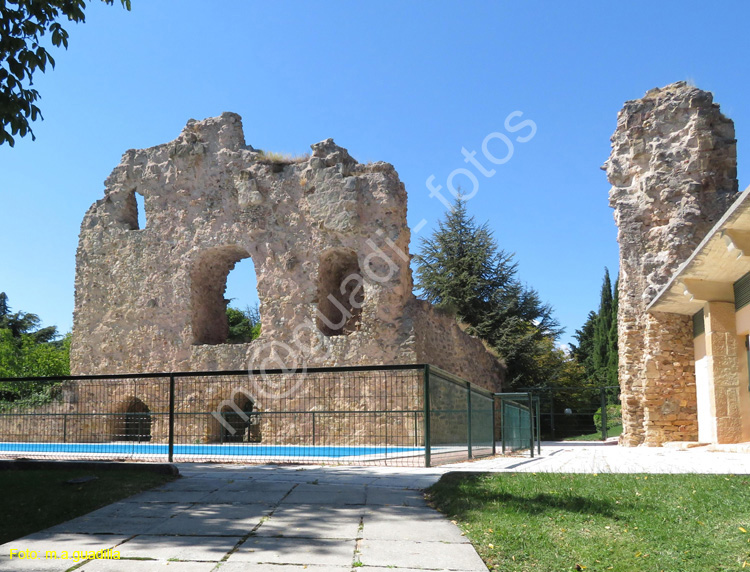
[423,365,431,468]
[501,399,506,455]
[491,395,496,456]
[535,396,541,455]
[414,411,418,447]
[384,411,389,458]
[466,382,473,460]
[550,395,556,440]
[600,387,608,441]
[312,412,316,446]
[63,413,68,444]
[168,373,175,462]
[528,392,534,458]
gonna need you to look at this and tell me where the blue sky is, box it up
[1,1,749,347]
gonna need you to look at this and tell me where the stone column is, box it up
[703,302,746,443]
[606,81,738,446]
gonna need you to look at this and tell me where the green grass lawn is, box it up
[427,472,750,572]
[0,467,177,544]
[564,425,623,442]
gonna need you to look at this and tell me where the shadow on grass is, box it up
[430,472,642,519]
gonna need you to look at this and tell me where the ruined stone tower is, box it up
[606,82,738,445]
[70,113,503,390]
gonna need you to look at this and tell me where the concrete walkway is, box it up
[0,463,475,572]
[445,439,750,474]
[2,441,750,572]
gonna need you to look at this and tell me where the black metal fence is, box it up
[515,385,621,441]
[0,364,497,467]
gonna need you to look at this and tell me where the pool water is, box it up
[0,442,423,458]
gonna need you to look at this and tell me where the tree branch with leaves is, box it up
[0,0,131,146]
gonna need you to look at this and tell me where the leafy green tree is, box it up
[0,330,70,379]
[415,198,562,388]
[1,0,131,146]
[0,292,70,402]
[0,292,57,342]
[226,304,261,344]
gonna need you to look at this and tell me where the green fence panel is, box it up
[425,367,495,466]
[470,388,494,457]
[501,399,531,453]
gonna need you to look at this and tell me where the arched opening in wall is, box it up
[225,257,261,344]
[191,245,256,345]
[111,397,152,442]
[222,395,261,443]
[208,393,261,443]
[316,249,364,337]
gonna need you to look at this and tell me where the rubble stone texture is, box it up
[70,113,503,393]
[606,82,738,446]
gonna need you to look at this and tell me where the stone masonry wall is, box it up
[70,113,503,395]
[606,82,738,446]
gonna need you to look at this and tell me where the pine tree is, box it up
[415,199,517,326]
[415,198,562,388]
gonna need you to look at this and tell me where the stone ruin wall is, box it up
[45,113,504,447]
[606,82,738,446]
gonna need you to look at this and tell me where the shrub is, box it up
[593,403,621,432]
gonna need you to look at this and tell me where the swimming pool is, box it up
[0,442,423,459]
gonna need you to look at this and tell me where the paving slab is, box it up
[362,506,468,543]
[365,486,427,506]
[151,478,230,492]
[177,503,274,520]
[147,505,270,535]
[79,560,216,571]
[201,489,289,504]
[123,490,213,503]
[362,568,469,572]
[282,483,366,505]
[227,536,357,566]
[0,556,70,572]
[255,505,364,539]
[116,535,241,561]
[45,516,164,535]
[359,539,487,570]
[0,533,131,572]
[217,564,350,572]
[217,480,295,493]
[83,502,193,520]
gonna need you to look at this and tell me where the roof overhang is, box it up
[648,186,750,315]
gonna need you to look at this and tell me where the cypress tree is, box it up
[592,268,613,385]
[606,276,619,386]
[571,310,597,381]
